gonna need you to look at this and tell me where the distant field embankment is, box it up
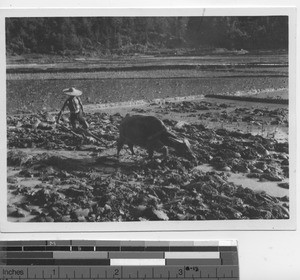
[6,54,288,74]
[6,54,289,115]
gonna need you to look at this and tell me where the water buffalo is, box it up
[117,114,196,162]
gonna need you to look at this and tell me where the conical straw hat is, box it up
[63,87,82,96]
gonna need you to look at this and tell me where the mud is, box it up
[7,97,289,222]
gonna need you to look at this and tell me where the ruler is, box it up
[0,240,239,280]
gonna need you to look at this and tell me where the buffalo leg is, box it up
[147,148,154,159]
[128,143,135,155]
[146,143,154,159]
[147,140,165,159]
[161,146,169,158]
[117,138,124,157]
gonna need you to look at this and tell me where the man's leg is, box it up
[69,113,77,130]
[77,111,89,129]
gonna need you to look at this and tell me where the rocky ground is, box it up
[7,97,289,222]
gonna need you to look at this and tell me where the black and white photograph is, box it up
[3,10,296,230]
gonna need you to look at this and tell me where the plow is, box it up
[57,122,115,148]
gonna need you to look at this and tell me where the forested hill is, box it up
[6,16,288,56]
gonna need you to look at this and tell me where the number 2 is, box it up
[114,269,120,277]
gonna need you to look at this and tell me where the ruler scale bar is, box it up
[96,246,120,251]
[109,252,164,258]
[5,259,111,265]
[111,259,165,266]
[166,259,222,265]
[144,246,170,251]
[0,265,239,279]
[0,246,237,252]
[72,246,95,251]
[0,240,239,279]
[17,279,228,280]
[0,247,23,251]
[53,252,108,259]
[6,252,53,259]
[165,252,220,259]
[0,240,237,246]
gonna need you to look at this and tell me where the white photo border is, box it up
[0,7,297,233]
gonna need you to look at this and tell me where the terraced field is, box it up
[6,54,290,223]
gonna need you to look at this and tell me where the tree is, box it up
[5,16,289,55]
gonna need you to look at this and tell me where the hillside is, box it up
[6,16,288,56]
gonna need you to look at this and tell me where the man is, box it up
[57,87,89,130]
